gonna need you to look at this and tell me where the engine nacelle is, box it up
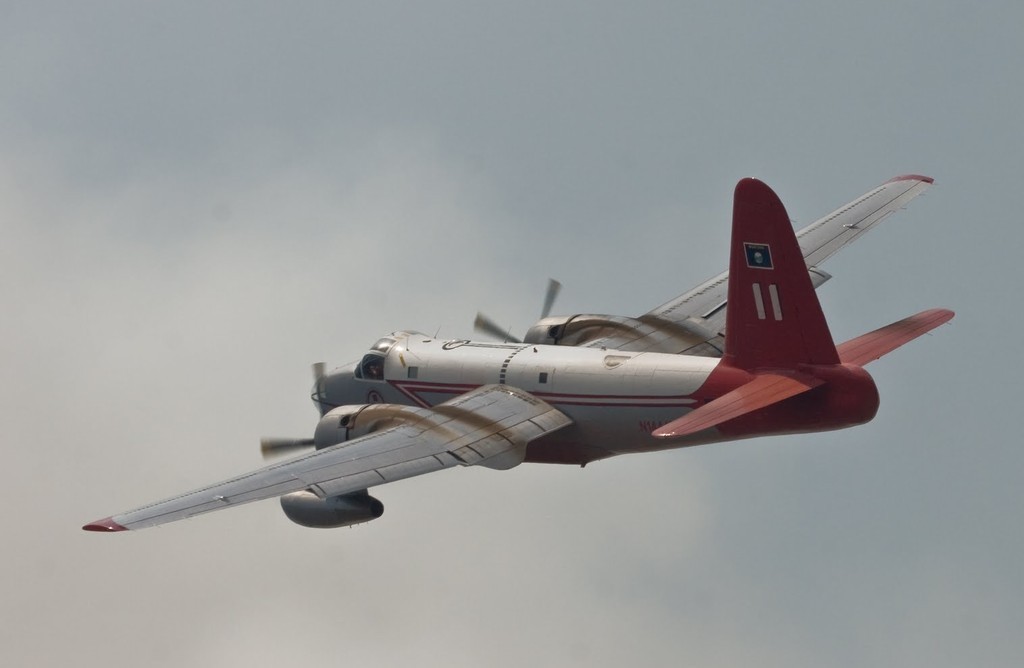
[280,490,384,529]
[523,314,722,355]
[313,403,425,449]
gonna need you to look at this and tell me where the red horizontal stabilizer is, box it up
[836,309,954,367]
[652,372,824,438]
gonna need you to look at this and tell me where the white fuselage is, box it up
[323,333,728,464]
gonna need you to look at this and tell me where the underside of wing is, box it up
[575,175,933,354]
[84,385,572,532]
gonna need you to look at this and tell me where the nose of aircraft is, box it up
[311,361,360,415]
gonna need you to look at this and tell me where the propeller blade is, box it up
[540,278,562,319]
[260,437,315,460]
[312,362,326,382]
[473,312,523,343]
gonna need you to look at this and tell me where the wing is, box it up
[579,175,934,354]
[84,385,572,532]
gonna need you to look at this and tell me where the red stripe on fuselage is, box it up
[389,380,698,409]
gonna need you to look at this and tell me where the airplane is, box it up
[84,175,953,533]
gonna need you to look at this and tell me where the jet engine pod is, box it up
[280,489,384,528]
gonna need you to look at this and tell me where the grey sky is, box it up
[3,2,1022,666]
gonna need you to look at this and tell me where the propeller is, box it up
[474,278,562,343]
[472,313,523,343]
[262,362,328,460]
[540,278,562,320]
[260,437,315,459]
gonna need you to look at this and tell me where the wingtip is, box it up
[886,174,934,185]
[82,517,128,532]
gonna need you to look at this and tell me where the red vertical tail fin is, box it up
[723,179,840,370]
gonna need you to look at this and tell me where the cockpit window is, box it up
[356,332,429,381]
[357,353,386,381]
[371,337,396,355]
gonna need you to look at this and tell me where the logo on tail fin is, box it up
[743,243,774,269]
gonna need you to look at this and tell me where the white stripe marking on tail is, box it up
[752,283,766,320]
[768,284,783,321]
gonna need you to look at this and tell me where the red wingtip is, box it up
[83,517,128,532]
[885,174,934,184]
